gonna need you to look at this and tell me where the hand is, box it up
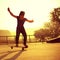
[31,20,34,22]
[7,7,10,12]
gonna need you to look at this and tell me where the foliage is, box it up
[34,7,60,41]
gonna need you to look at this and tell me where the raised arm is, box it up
[7,8,17,18]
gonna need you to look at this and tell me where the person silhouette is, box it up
[8,8,34,48]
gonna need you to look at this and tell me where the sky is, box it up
[0,0,60,35]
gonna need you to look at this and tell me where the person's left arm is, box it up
[26,19,34,23]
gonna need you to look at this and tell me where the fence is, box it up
[0,35,39,44]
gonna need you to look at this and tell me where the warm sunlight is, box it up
[0,0,60,35]
[0,1,60,59]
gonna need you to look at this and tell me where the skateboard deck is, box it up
[11,46,28,50]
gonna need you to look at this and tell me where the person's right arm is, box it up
[7,8,17,18]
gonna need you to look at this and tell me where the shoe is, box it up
[16,44,18,47]
[24,45,28,48]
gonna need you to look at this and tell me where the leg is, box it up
[15,27,20,47]
[21,28,28,47]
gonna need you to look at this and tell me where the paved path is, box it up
[0,43,60,60]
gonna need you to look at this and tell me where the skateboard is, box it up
[11,46,28,50]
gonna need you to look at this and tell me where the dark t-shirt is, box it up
[17,16,27,28]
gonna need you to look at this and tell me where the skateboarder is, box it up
[8,8,34,48]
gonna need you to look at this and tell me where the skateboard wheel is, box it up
[22,47,24,50]
[11,46,13,49]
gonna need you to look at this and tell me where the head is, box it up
[19,11,25,20]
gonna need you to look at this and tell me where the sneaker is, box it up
[24,45,28,48]
[15,44,18,47]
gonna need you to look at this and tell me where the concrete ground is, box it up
[0,42,60,60]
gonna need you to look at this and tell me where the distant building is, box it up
[0,30,11,44]
[0,30,11,36]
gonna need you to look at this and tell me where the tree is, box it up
[34,7,60,42]
[51,8,60,22]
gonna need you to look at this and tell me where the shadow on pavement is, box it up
[0,50,25,60]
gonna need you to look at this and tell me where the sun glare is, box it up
[0,0,60,35]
